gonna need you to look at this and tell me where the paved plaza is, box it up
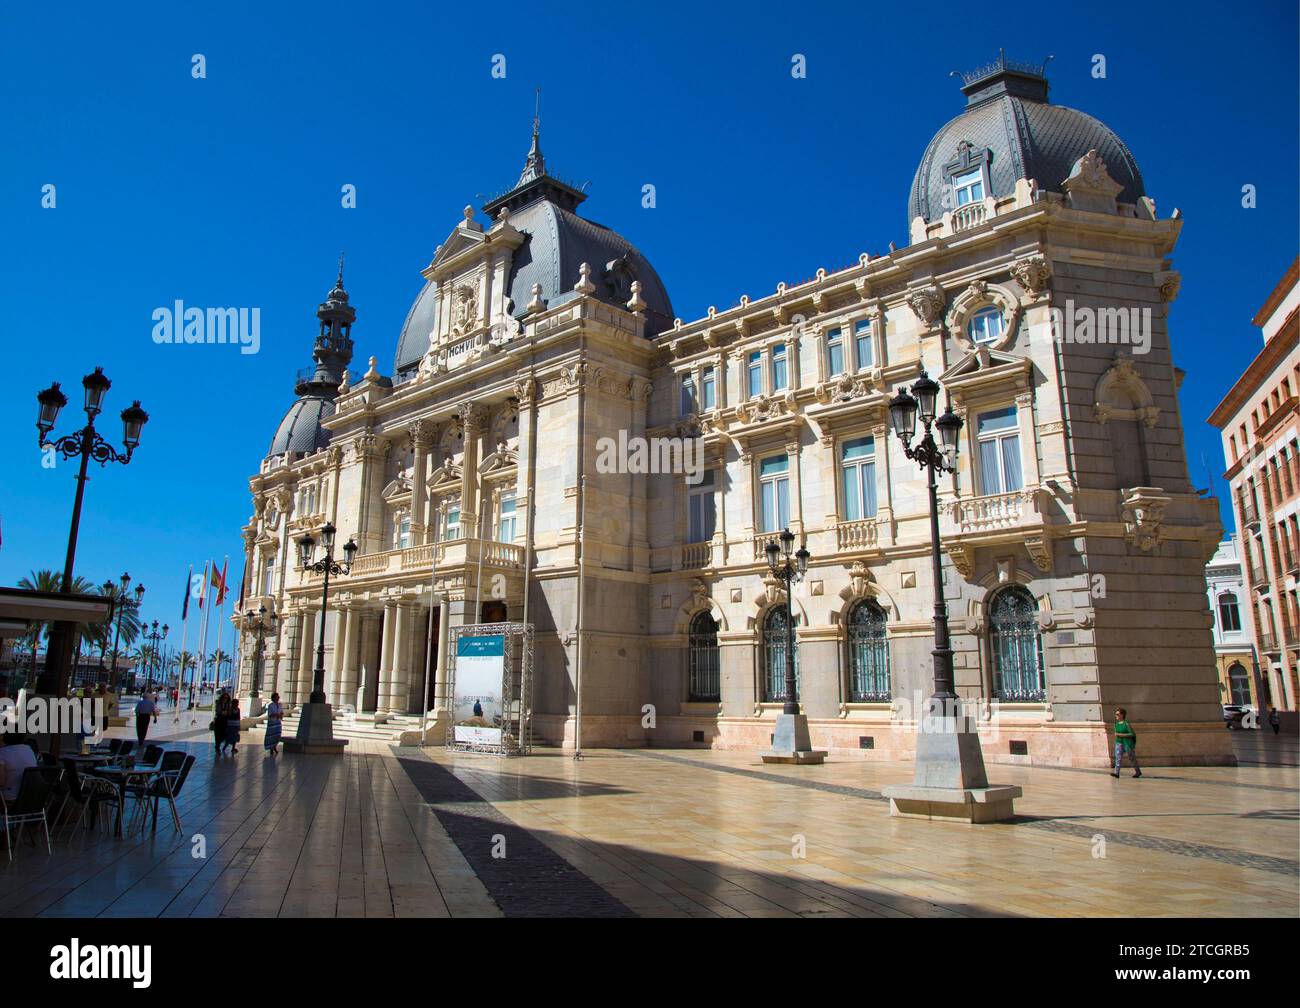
[1,723,1296,918]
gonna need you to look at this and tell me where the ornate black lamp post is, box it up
[143,620,168,689]
[763,529,810,716]
[35,368,148,697]
[241,604,278,711]
[759,529,824,764]
[888,370,964,705]
[882,369,1021,822]
[296,523,357,705]
[106,575,144,692]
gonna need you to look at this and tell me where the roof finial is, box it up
[516,88,546,187]
[337,251,345,287]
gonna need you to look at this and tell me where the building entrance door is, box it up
[481,600,507,623]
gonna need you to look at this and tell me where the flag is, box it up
[237,564,246,609]
[210,558,229,606]
[198,559,210,610]
[181,565,193,620]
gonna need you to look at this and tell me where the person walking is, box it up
[213,690,231,755]
[135,690,157,744]
[1268,706,1281,735]
[264,693,283,755]
[226,697,242,755]
[1110,707,1141,778]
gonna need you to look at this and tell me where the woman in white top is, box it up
[264,692,284,755]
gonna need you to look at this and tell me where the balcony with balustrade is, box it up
[314,536,526,586]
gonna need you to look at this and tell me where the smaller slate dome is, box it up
[269,396,336,456]
[908,53,1145,236]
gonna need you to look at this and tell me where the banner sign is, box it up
[454,634,505,745]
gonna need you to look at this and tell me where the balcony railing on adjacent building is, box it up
[941,488,1042,536]
[835,518,880,552]
[345,538,525,579]
[681,541,712,569]
[1259,633,1279,653]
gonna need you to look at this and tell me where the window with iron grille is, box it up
[989,586,1045,701]
[762,605,799,702]
[848,599,890,701]
[688,610,720,702]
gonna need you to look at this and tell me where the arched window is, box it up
[1228,663,1251,707]
[989,586,1045,701]
[1217,592,1242,633]
[762,606,799,702]
[688,611,720,702]
[848,600,890,701]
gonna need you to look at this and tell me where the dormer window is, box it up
[952,167,985,206]
[967,306,1005,345]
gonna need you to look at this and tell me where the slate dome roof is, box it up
[268,395,336,456]
[394,126,673,374]
[908,54,1145,235]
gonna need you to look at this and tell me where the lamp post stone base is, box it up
[760,713,827,765]
[882,716,1019,823]
[282,701,347,755]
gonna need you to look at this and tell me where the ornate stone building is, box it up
[239,55,1232,767]
[1209,258,1300,714]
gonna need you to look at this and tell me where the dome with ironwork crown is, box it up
[908,52,1145,237]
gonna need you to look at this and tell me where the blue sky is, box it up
[1,0,1296,637]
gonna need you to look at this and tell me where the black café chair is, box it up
[107,738,125,756]
[59,760,117,840]
[141,745,164,767]
[2,767,54,860]
[136,753,195,835]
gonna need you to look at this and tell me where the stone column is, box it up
[787,439,803,534]
[297,609,317,706]
[430,596,452,733]
[330,606,350,708]
[410,419,431,544]
[873,421,895,546]
[387,602,411,713]
[339,607,361,712]
[458,403,483,539]
[378,600,397,711]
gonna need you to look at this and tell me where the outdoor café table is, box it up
[91,765,162,838]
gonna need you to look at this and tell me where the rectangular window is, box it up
[854,319,873,369]
[261,555,275,597]
[826,328,844,377]
[688,469,716,544]
[952,167,984,206]
[772,344,788,391]
[398,514,411,549]
[747,352,762,398]
[976,407,1024,495]
[442,505,461,541]
[497,491,516,543]
[759,454,791,532]
[701,367,716,410]
[679,373,696,416]
[840,437,878,521]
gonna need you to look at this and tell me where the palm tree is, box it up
[208,648,232,689]
[100,582,143,680]
[171,650,199,694]
[129,644,160,687]
[16,569,60,683]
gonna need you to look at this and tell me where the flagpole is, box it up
[179,565,193,709]
[195,560,212,707]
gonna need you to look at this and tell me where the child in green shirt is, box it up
[1111,707,1141,778]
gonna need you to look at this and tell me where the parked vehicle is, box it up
[1222,704,1258,728]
